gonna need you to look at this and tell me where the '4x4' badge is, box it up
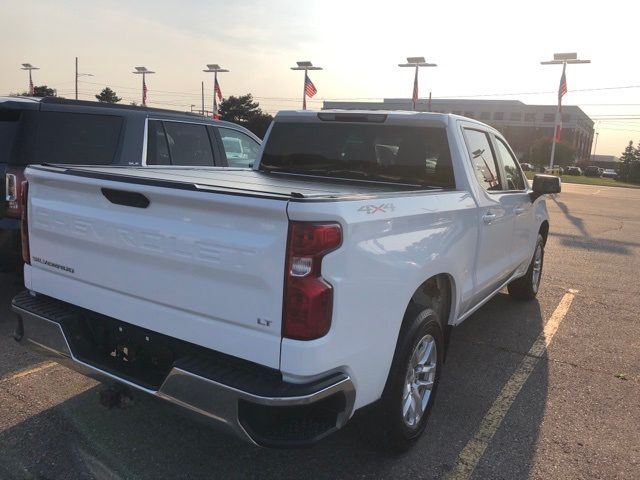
[358,203,395,214]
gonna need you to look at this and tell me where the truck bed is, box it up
[30,165,428,201]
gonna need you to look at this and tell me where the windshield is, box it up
[260,122,454,188]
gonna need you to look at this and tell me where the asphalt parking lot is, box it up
[0,182,638,480]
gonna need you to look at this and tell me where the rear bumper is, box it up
[12,291,355,447]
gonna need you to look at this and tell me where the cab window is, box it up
[494,137,526,191]
[463,128,501,191]
[219,128,260,168]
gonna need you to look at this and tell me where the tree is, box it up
[20,85,56,97]
[618,140,640,184]
[218,94,274,138]
[95,87,121,104]
[527,137,576,167]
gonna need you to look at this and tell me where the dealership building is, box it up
[322,98,595,163]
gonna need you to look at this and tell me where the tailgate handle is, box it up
[101,188,150,208]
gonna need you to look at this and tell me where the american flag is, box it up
[412,67,419,110]
[143,78,148,106]
[555,63,567,143]
[304,73,317,97]
[214,77,222,102]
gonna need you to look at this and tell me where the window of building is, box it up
[480,112,491,120]
[462,129,501,191]
[163,122,215,166]
[562,113,571,122]
[493,112,504,121]
[218,128,261,168]
[509,112,522,121]
[494,137,526,191]
[543,113,555,122]
[464,111,475,118]
[146,120,171,165]
[524,113,536,122]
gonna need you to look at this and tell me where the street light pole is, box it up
[541,52,590,169]
[203,64,229,119]
[291,61,322,110]
[132,67,155,107]
[398,57,437,111]
[21,63,39,96]
[75,57,93,100]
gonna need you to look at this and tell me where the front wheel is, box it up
[357,305,444,452]
[508,234,544,301]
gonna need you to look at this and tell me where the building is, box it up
[322,98,595,163]
[590,154,620,170]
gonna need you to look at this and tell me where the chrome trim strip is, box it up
[12,304,356,446]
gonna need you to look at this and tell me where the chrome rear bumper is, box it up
[12,291,355,447]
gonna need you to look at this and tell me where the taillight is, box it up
[20,181,30,265]
[6,173,17,202]
[283,222,342,340]
[6,167,26,218]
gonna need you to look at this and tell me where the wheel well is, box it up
[539,220,549,245]
[408,274,453,330]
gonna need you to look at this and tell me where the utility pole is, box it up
[541,52,590,169]
[398,57,437,111]
[592,131,599,158]
[203,64,229,119]
[21,63,39,96]
[201,81,205,115]
[291,61,322,110]
[132,66,155,107]
[75,57,93,100]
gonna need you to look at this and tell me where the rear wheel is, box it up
[508,234,544,300]
[357,305,444,452]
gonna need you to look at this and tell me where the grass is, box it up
[524,171,640,189]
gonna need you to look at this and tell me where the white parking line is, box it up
[446,289,579,480]
[0,361,57,384]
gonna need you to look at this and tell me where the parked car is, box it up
[520,162,534,171]
[0,96,261,264]
[584,165,603,177]
[13,110,559,451]
[601,169,618,178]
[566,166,582,176]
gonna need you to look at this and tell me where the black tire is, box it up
[0,229,22,273]
[508,234,544,301]
[357,304,444,452]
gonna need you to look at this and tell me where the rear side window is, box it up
[261,123,454,188]
[163,122,215,166]
[0,110,21,163]
[463,129,501,191]
[218,127,260,168]
[494,137,526,191]
[34,112,123,164]
[146,120,171,165]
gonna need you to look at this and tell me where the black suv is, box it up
[0,96,262,265]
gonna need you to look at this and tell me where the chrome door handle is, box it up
[515,207,526,215]
[482,212,496,224]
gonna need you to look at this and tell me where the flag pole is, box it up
[213,71,217,118]
[302,69,307,110]
[549,61,566,169]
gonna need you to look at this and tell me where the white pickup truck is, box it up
[12,110,560,450]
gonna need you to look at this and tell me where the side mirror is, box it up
[531,174,561,200]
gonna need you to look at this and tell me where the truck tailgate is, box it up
[24,167,289,368]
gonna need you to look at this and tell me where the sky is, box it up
[2,0,640,155]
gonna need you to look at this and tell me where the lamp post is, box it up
[291,61,322,110]
[75,57,93,100]
[398,57,437,111]
[203,64,229,119]
[21,63,39,96]
[132,66,155,107]
[541,52,590,168]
